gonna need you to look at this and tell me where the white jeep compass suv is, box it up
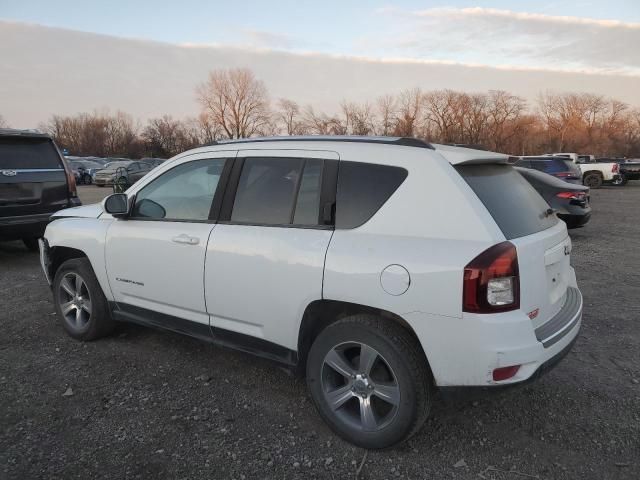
[39,137,582,449]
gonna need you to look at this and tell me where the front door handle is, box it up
[172,234,200,245]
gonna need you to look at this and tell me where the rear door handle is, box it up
[172,234,200,245]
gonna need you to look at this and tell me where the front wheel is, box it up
[83,174,93,185]
[306,315,432,449]
[53,258,114,341]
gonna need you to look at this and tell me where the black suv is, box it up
[0,129,81,250]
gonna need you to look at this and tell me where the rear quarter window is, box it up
[0,137,63,169]
[456,164,558,240]
[336,162,407,229]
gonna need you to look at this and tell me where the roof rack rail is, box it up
[0,128,50,138]
[202,135,434,150]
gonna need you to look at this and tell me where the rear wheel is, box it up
[583,172,603,189]
[22,237,39,252]
[83,174,93,185]
[53,258,114,341]
[611,175,627,186]
[306,315,431,449]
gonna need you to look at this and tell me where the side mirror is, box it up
[103,193,129,217]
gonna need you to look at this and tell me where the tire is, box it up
[611,175,627,187]
[583,172,603,189]
[84,174,92,185]
[52,258,114,341]
[306,314,432,449]
[22,237,39,252]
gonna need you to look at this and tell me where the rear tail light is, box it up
[556,191,586,200]
[612,163,619,173]
[555,172,573,177]
[60,160,77,198]
[463,241,519,313]
[492,365,520,381]
[67,171,77,197]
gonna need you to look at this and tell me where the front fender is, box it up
[44,217,114,301]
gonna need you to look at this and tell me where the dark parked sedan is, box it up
[516,167,591,228]
[514,156,582,184]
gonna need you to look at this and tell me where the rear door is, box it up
[0,136,69,219]
[457,164,573,326]
[204,149,338,351]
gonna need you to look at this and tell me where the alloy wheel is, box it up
[321,342,400,432]
[58,272,92,330]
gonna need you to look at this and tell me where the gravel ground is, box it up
[1,184,639,480]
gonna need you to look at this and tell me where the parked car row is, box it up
[64,155,166,187]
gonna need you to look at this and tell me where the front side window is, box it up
[131,158,225,221]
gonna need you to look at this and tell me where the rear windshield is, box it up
[456,164,558,239]
[0,137,62,170]
[535,158,569,173]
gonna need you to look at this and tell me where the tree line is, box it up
[4,68,639,158]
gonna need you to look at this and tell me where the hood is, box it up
[51,203,104,219]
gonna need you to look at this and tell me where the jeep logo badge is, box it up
[1,170,17,177]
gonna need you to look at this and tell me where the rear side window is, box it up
[456,164,558,240]
[231,157,304,225]
[293,159,323,225]
[0,137,62,169]
[336,162,408,229]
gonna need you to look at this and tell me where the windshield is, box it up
[456,164,558,240]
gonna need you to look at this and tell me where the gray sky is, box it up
[1,13,639,128]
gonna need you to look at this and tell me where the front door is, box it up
[106,154,232,328]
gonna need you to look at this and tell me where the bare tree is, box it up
[341,101,376,136]
[301,106,346,135]
[275,98,307,135]
[0,115,8,128]
[375,95,397,136]
[196,68,271,139]
[393,88,423,137]
[142,115,194,158]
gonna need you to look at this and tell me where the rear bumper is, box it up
[0,213,51,240]
[0,199,81,240]
[558,211,591,228]
[407,285,583,388]
[439,332,579,400]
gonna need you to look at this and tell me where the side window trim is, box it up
[219,156,337,230]
[126,157,233,224]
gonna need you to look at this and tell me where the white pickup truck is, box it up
[553,153,621,188]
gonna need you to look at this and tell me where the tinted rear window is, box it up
[0,137,62,169]
[456,164,558,239]
[336,162,408,229]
